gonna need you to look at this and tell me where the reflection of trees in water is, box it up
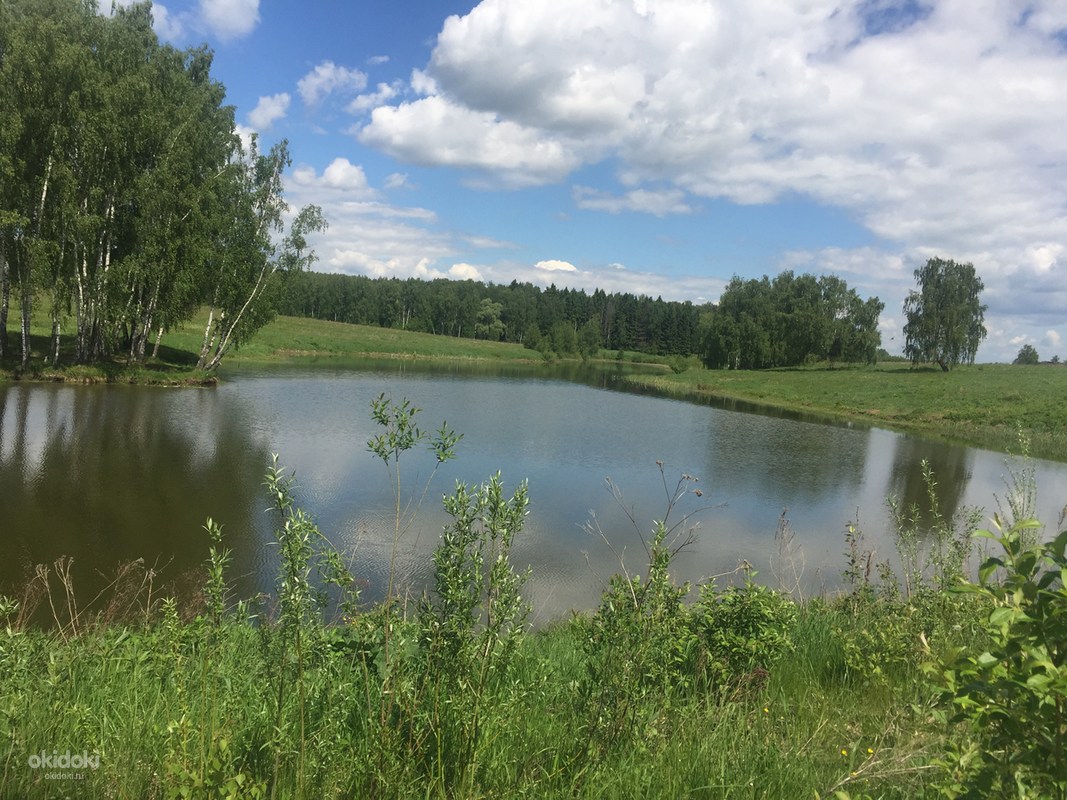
[887,435,975,530]
[710,414,870,504]
[0,385,272,612]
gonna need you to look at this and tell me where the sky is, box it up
[121,0,1066,362]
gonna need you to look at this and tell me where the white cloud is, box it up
[409,69,438,96]
[470,259,726,301]
[360,96,582,187]
[199,0,259,41]
[535,259,577,273]
[383,173,410,190]
[368,55,390,66]
[151,4,185,39]
[234,123,256,154]
[1044,330,1063,348]
[449,263,484,281]
[347,82,401,114]
[298,62,368,107]
[248,93,290,130]
[290,158,379,199]
[138,0,258,41]
[573,186,693,216]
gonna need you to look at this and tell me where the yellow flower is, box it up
[841,748,848,757]
[763,707,769,714]
[867,747,874,755]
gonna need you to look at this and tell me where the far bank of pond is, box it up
[6,314,1066,462]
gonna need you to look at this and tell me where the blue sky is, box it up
[128,0,1066,362]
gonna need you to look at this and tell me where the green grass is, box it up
[626,362,1067,462]
[0,595,946,799]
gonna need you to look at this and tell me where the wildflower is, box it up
[841,748,848,757]
[763,707,769,714]
[867,747,874,755]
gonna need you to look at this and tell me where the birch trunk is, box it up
[0,239,9,362]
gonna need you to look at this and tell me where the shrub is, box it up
[692,573,797,690]
[925,518,1067,798]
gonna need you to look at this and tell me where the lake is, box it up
[3,360,1066,625]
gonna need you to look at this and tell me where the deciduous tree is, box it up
[1013,344,1039,365]
[903,258,987,371]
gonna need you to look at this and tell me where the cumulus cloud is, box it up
[348,82,401,114]
[143,0,259,42]
[290,158,379,200]
[151,4,185,39]
[298,62,368,107]
[234,123,256,154]
[361,96,581,187]
[248,93,290,130]
[351,0,1067,358]
[534,259,577,273]
[199,0,259,40]
[1044,329,1063,348]
[449,263,484,281]
[283,165,460,281]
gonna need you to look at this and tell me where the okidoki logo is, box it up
[27,750,101,770]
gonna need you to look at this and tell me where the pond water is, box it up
[2,360,1066,624]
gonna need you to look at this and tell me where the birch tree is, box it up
[197,137,326,371]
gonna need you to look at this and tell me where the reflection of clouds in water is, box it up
[6,365,1067,622]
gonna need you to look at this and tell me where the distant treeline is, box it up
[279,272,706,356]
[279,269,884,367]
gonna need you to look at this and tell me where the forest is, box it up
[277,269,884,366]
[277,271,706,357]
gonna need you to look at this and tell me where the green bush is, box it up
[692,574,797,689]
[926,519,1067,798]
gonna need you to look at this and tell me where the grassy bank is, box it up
[622,362,1067,462]
[0,309,536,384]
[5,310,1066,460]
[0,596,951,799]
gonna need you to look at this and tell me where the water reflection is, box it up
[887,434,975,526]
[3,362,1067,624]
[0,384,272,607]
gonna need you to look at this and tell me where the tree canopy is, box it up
[699,272,883,370]
[278,273,706,357]
[0,0,322,370]
[903,258,987,372]
[1013,344,1039,365]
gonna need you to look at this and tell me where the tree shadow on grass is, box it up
[1,331,202,376]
